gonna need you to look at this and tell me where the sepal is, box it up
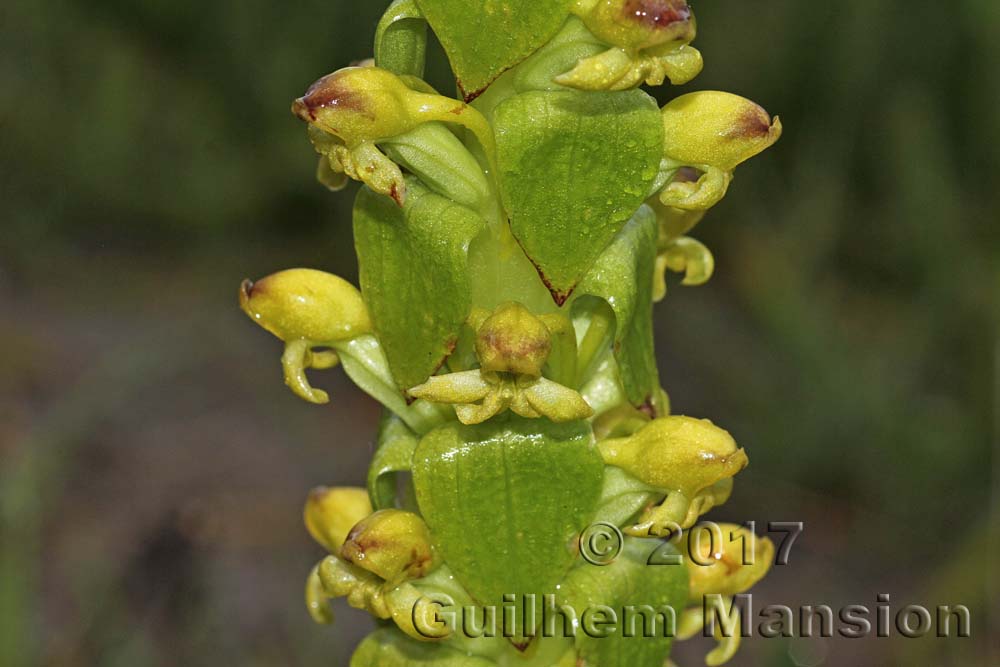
[340,509,438,585]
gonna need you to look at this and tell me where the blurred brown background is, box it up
[1,1,997,665]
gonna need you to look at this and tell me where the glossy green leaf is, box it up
[574,205,660,407]
[351,628,497,667]
[560,539,688,667]
[412,415,603,606]
[375,0,428,78]
[368,412,420,510]
[415,0,571,100]
[354,180,486,392]
[494,90,663,303]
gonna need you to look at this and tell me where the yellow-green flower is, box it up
[339,509,438,585]
[239,268,371,404]
[658,91,782,210]
[574,0,696,51]
[557,0,703,90]
[292,65,495,204]
[598,416,748,535]
[240,268,370,343]
[675,524,775,666]
[681,523,774,599]
[408,303,593,424]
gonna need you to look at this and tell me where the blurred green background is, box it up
[1,1,997,665]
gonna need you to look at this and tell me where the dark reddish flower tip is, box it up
[623,0,691,29]
[291,70,366,123]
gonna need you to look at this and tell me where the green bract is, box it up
[413,416,603,605]
[495,89,662,303]
[354,179,484,392]
[416,0,572,100]
[574,205,660,407]
[239,1,780,664]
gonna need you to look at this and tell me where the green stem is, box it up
[575,305,614,387]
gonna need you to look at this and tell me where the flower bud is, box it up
[683,524,774,599]
[339,509,437,584]
[662,91,782,171]
[475,302,552,376]
[599,416,748,498]
[574,0,696,51]
[304,486,373,553]
[239,268,371,343]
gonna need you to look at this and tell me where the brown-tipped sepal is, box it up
[655,91,781,211]
[572,0,696,51]
[339,509,438,585]
[661,91,782,172]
